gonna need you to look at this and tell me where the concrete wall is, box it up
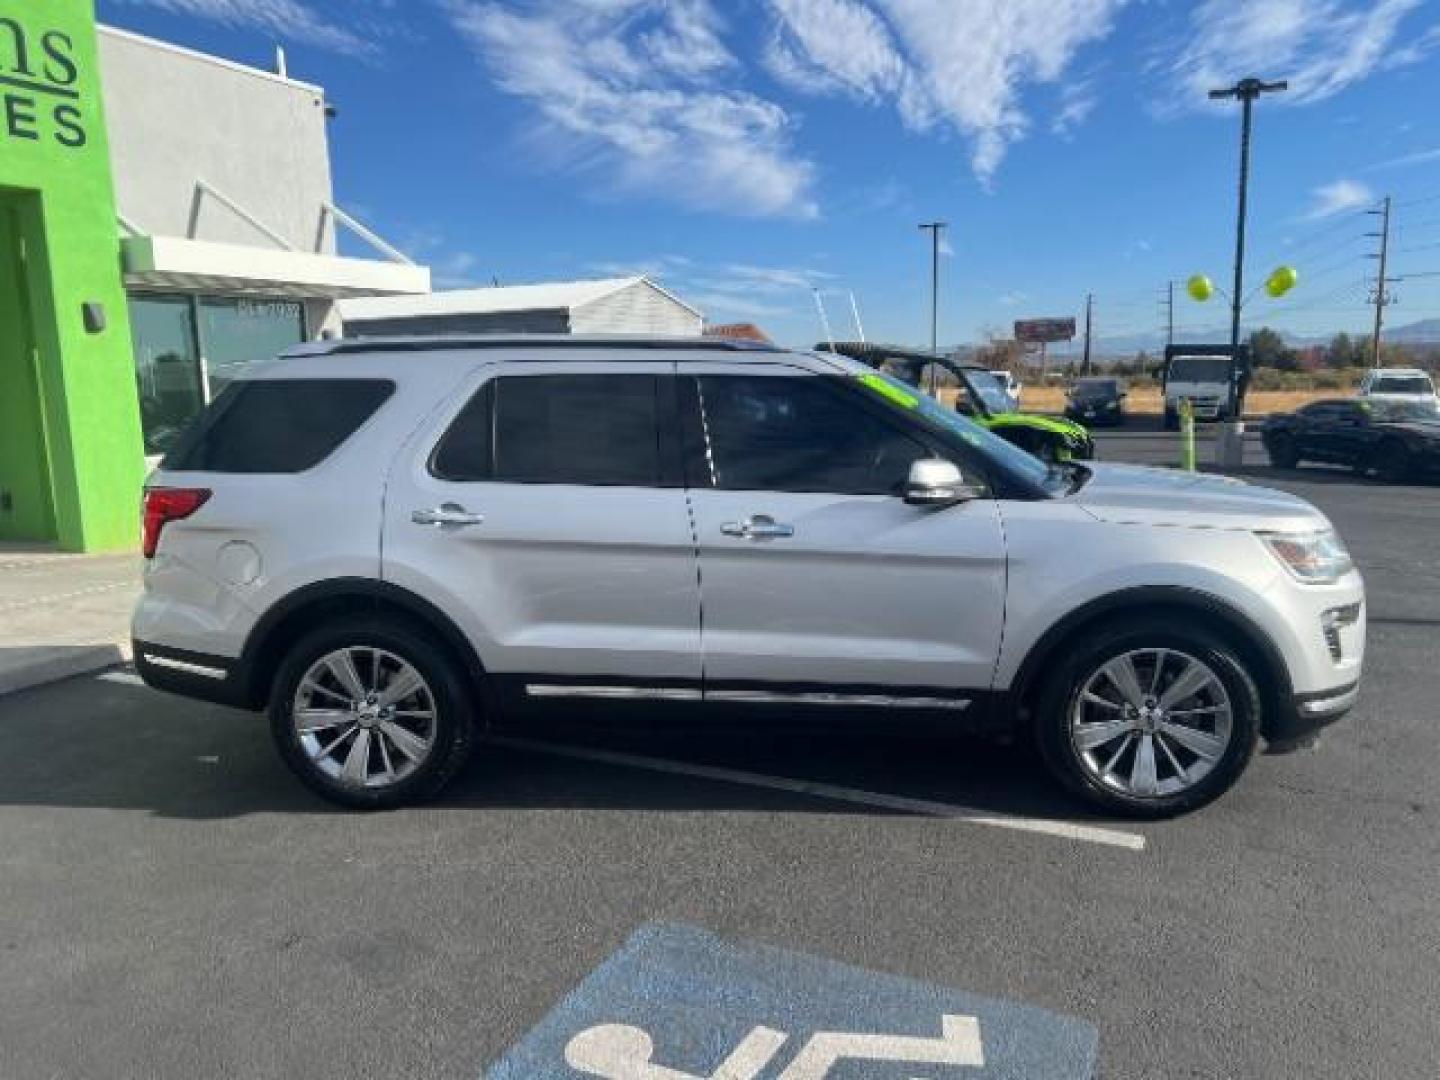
[571,281,702,336]
[99,26,335,254]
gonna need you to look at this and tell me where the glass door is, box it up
[198,297,305,399]
[129,295,204,457]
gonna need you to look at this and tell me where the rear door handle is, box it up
[721,514,795,540]
[411,503,484,528]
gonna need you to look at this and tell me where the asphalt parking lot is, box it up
[2,427,1438,1079]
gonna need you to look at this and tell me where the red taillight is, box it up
[142,488,211,558]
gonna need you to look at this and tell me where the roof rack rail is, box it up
[290,334,783,358]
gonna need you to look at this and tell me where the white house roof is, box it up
[338,276,702,322]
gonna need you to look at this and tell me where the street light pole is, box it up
[1209,76,1286,419]
[918,221,947,393]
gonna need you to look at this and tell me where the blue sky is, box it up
[98,0,1440,350]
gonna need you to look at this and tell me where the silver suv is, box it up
[133,337,1365,817]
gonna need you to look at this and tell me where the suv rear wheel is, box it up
[1035,617,1260,817]
[269,618,475,809]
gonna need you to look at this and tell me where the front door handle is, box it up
[720,514,795,540]
[411,503,484,528]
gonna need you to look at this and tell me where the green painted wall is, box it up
[0,0,144,551]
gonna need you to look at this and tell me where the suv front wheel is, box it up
[1035,617,1260,817]
[269,618,475,809]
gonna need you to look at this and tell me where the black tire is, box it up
[269,616,476,809]
[1266,432,1300,470]
[1034,616,1261,818]
[1370,439,1411,483]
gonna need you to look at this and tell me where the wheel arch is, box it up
[237,578,491,712]
[1008,586,1294,740]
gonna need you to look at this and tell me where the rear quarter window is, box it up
[162,378,394,474]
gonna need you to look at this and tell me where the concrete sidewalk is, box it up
[0,544,141,695]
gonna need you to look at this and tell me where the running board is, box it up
[523,684,970,710]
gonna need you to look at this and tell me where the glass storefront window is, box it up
[199,298,306,398]
[128,294,307,454]
[130,295,204,456]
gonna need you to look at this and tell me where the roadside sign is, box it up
[1014,319,1076,344]
[485,923,1099,1078]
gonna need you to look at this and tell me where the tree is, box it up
[1326,332,1360,369]
[1249,327,1297,371]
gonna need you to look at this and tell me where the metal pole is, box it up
[812,288,835,351]
[1082,293,1093,374]
[848,290,867,344]
[918,222,947,392]
[1370,196,1391,368]
[1209,77,1286,417]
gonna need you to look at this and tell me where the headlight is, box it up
[1260,529,1353,583]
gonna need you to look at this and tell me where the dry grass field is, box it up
[1019,386,1333,416]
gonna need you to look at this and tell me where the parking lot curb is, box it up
[0,643,130,698]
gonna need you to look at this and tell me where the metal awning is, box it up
[121,235,431,299]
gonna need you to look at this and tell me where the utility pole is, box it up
[1209,76,1287,418]
[1367,196,1393,368]
[1163,280,1175,347]
[918,221,947,393]
[1082,293,1094,374]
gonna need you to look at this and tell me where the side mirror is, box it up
[904,459,977,508]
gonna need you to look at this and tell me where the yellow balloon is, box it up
[1266,265,1298,298]
[1187,274,1214,302]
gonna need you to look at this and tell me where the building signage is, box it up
[0,15,87,147]
[1014,318,1076,344]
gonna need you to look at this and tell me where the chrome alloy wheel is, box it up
[292,647,438,788]
[1069,648,1234,799]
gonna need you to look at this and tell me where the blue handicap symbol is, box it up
[486,923,1098,1078]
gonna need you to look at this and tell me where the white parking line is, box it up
[487,735,1147,852]
[97,670,144,686]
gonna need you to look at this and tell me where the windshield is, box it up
[1370,376,1434,395]
[960,368,1017,413]
[1168,355,1230,383]
[1368,398,1440,422]
[1072,379,1119,399]
[853,370,1054,489]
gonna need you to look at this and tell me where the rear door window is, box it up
[163,379,394,473]
[482,374,662,486]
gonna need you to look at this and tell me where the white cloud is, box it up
[115,0,377,55]
[447,1,817,219]
[766,0,1127,184]
[1368,146,1440,172]
[1170,0,1432,109]
[1052,77,1098,136]
[1304,179,1373,220]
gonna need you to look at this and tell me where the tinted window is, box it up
[1169,356,1230,382]
[431,381,495,481]
[493,375,660,486]
[164,379,393,473]
[697,375,928,495]
[1371,376,1433,394]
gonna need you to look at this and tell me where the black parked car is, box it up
[1261,397,1440,481]
[1065,377,1127,427]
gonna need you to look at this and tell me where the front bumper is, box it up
[1268,679,1360,751]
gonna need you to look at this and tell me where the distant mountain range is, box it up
[1085,317,1440,357]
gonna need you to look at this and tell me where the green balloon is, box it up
[1187,274,1214,302]
[1266,265,1298,297]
